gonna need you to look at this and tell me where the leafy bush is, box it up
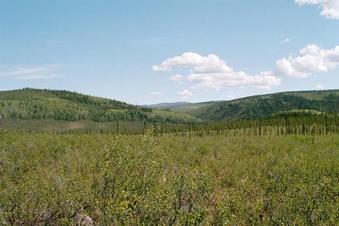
[0,132,338,225]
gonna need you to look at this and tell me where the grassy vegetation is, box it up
[0,131,338,225]
[0,119,193,134]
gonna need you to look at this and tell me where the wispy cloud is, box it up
[169,74,182,82]
[178,89,193,99]
[283,37,291,43]
[295,0,339,19]
[153,52,281,90]
[0,64,62,80]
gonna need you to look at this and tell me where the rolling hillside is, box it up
[1,88,338,126]
[0,88,201,124]
[151,90,339,121]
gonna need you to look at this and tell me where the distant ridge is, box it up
[1,88,338,123]
[146,102,191,109]
[150,89,339,121]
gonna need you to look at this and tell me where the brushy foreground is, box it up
[0,132,338,225]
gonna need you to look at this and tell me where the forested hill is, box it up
[0,88,201,123]
[152,90,339,121]
[1,88,338,124]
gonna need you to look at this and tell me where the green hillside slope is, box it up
[0,88,201,123]
[1,89,338,125]
[161,90,339,121]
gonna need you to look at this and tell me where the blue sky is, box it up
[0,0,338,104]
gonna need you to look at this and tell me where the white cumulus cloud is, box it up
[187,71,280,91]
[177,89,193,99]
[295,0,339,19]
[153,52,281,90]
[276,44,339,78]
[153,52,230,74]
[0,64,62,80]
